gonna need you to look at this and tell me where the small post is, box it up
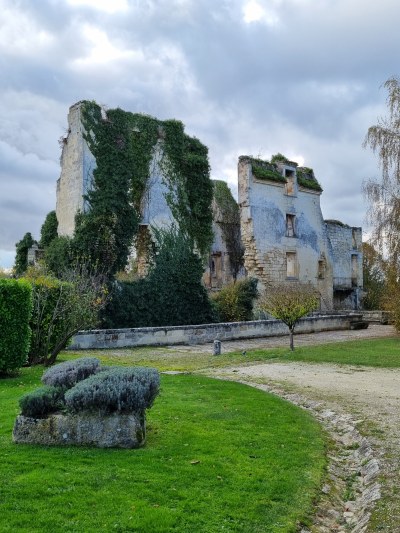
[213,339,221,356]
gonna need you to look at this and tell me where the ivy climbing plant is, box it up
[213,180,244,280]
[73,101,213,276]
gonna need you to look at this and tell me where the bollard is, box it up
[213,339,221,356]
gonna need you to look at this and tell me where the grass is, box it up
[66,336,400,372]
[234,337,400,368]
[0,358,326,533]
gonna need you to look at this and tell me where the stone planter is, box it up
[13,411,146,448]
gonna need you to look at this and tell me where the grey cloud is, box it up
[0,0,396,267]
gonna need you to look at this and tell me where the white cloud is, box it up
[65,0,129,14]
[0,4,54,58]
[71,25,138,68]
[242,0,280,25]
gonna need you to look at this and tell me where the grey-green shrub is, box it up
[19,386,65,418]
[0,279,32,373]
[42,357,101,389]
[65,367,160,415]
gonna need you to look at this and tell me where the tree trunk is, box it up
[289,327,294,351]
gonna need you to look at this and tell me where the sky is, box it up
[0,0,397,269]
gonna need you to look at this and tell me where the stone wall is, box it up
[56,102,96,236]
[325,221,363,309]
[69,314,360,350]
[238,156,334,309]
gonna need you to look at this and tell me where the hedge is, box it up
[0,279,32,373]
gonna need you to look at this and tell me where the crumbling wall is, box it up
[238,155,334,310]
[56,102,96,236]
[325,221,363,309]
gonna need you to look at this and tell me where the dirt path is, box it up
[202,326,400,532]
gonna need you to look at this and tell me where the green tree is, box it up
[362,242,386,310]
[14,232,36,276]
[43,236,73,278]
[103,227,217,328]
[363,77,400,328]
[40,211,58,249]
[258,283,319,351]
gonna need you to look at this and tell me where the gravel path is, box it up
[202,325,400,532]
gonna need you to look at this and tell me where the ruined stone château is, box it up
[238,156,362,310]
[56,102,363,310]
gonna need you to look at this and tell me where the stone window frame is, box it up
[286,251,298,279]
[286,213,296,237]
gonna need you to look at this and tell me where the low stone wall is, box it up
[362,310,390,324]
[69,314,362,350]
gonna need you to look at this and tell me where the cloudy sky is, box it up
[0,0,396,268]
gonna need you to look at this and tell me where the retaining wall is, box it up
[69,314,361,350]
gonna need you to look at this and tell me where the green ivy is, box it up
[213,180,244,279]
[75,101,213,276]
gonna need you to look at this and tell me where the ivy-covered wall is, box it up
[56,101,214,276]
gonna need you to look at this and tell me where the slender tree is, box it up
[14,232,36,276]
[363,77,400,328]
[259,283,319,351]
[363,77,400,264]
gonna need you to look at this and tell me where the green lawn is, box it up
[67,336,400,372]
[0,360,326,533]
[233,337,400,368]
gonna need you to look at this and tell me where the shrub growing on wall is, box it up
[212,278,258,322]
[0,279,32,373]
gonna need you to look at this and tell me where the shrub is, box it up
[65,367,160,415]
[19,385,65,418]
[42,357,101,389]
[103,228,217,328]
[0,279,32,374]
[212,278,258,322]
[23,267,107,366]
[26,274,72,366]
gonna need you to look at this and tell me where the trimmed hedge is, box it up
[0,279,32,373]
[42,357,101,389]
[65,367,160,415]
[19,385,65,418]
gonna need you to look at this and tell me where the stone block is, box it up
[13,411,146,448]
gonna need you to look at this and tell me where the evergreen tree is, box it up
[14,232,36,276]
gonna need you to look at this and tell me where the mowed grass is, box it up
[236,337,400,368]
[0,360,326,533]
[68,336,400,372]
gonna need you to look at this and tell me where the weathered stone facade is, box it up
[55,102,363,310]
[238,156,362,310]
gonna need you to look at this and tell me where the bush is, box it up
[65,367,160,415]
[212,278,258,322]
[19,385,65,418]
[23,267,107,366]
[0,279,32,373]
[103,228,217,328]
[42,357,101,389]
[25,274,73,365]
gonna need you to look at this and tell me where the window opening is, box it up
[286,214,296,237]
[286,252,297,278]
